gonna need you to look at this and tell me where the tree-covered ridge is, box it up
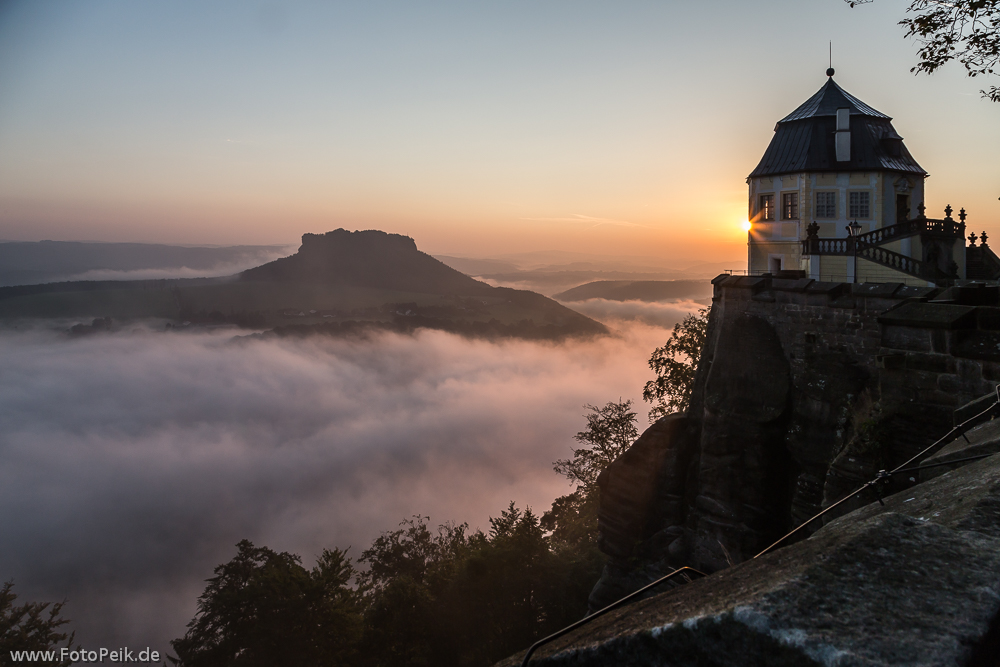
[0,229,606,339]
[168,504,603,667]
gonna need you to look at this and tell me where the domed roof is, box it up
[748,78,925,179]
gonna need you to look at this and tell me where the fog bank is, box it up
[0,318,682,652]
[562,298,709,327]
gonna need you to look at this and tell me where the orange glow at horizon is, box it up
[1,3,997,262]
[0,185,755,263]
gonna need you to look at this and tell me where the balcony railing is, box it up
[800,212,964,282]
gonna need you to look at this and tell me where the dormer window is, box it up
[782,192,798,220]
[881,128,905,158]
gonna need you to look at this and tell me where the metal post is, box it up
[847,220,861,284]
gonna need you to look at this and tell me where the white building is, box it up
[746,71,972,285]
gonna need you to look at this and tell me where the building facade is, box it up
[746,72,970,285]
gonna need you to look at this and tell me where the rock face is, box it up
[590,276,1000,611]
[241,229,494,295]
[499,453,1000,666]
[921,417,1000,483]
[691,313,792,571]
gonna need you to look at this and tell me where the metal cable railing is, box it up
[519,389,999,664]
[755,385,1000,558]
[519,566,707,666]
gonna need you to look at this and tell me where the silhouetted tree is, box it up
[847,0,1000,101]
[540,487,600,549]
[541,399,638,616]
[439,505,552,665]
[357,504,599,667]
[357,517,477,666]
[643,307,709,421]
[170,541,361,667]
[0,581,75,666]
[553,400,639,493]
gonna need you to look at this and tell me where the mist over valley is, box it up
[0,233,710,654]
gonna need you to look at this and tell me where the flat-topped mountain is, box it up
[0,229,605,339]
[241,230,493,295]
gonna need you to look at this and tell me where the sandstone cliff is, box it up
[500,449,1000,666]
[591,277,1000,611]
[494,276,1000,665]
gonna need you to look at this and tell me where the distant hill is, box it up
[0,240,289,286]
[432,256,521,276]
[434,254,739,296]
[0,230,606,339]
[554,280,714,303]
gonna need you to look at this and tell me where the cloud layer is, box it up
[0,317,683,652]
[563,298,709,328]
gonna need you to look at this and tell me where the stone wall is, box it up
[591,275,1000,610]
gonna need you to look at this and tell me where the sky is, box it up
[0,0,997,262]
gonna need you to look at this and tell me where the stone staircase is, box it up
[966,231,1000,280]
[801,205,967,282]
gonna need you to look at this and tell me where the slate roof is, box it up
[749,78,926,179]
[779,78,889,122]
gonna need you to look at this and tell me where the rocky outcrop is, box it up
[920,416,1000,483]
[241,229,495,295]
[591,276,1000,610]
[500,452,1000,666]
[589,415,699,607]
[688,313,792,571]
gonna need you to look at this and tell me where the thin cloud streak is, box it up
[0,320,676,652]
[64,263,270,281]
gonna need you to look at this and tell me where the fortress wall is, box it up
[591,274,1000,610]
[709,275,1000,503]
[710,274,1000,411]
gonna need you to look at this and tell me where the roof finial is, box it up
[827,42,835,77]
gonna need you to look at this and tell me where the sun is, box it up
[741,221,752,232]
